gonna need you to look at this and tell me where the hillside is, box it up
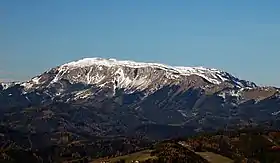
[92,129,280,163]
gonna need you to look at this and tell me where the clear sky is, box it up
[1,0,279,86]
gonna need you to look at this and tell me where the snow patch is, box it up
[50,66,69,84]
[31,76,41,84]
[178,110,188,117]
[218,92,226,99]
[272,110,280,116]
[218,89,242,100]
[1,82,15,90]
[25,96,31,102]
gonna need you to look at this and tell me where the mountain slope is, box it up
[0,58,279,141]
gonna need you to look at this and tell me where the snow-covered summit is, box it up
[18,57,256,97]
[62,58,224,78]
[63,58,216,72]
[60,58,253,87]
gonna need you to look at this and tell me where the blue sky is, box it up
[1,0,280,86]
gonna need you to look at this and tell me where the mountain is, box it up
[19,58,256,94]
[0,58,280,140]
[1,58,280,162]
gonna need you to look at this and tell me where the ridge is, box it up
[59,58,254,87]
[63,58,218,72]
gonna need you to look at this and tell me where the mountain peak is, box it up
[63,57,211,71]
[59,57,254,87]
[17,58,256,95]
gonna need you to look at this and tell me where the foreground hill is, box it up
[2,128,277,162]
[93,129,280,163]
